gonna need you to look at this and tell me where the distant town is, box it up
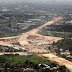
[0,2,72,72]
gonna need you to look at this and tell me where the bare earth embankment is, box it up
[43,54,72,72]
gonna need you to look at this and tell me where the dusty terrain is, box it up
[0,41,13,47]
[43,54,72,72]
[18,17,62,46]
[0,52,28,55]
[0,17,62,46]
[0,17,72,72]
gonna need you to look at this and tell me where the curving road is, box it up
[43,54,72,72]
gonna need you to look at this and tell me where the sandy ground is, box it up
[43,54,72,72]
[0,17,72,71]
[0,17,62,46]
[0,52,28,55]
[0,36,19,40]
[18,17,62,46]
[0,41,13,47]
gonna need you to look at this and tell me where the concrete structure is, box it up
[11,16,17,28]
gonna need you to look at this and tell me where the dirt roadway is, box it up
[24,17,62,35]
[43,54,72,72]
[0,36,19,40]
[0,41,13,47]
[1,17,72,71]
[0,52,28,55]
[0,17,62,46]
[18,17,62,46]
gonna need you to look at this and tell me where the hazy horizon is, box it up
[0,0,72,4]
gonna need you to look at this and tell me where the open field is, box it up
[39,31,72,38]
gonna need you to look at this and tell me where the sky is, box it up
[0,0,72,4]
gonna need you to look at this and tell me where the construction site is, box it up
[0,17,72,72]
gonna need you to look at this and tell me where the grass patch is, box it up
[39,31,72,38]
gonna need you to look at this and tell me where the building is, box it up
[11,16,17,28]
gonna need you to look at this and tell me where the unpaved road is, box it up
[0,52,28,55]
[43,54,72,72]
[0,17,72,72]
[18,17,62,46]
[0,36,19,40]
[0,17,62,46]
[0,41,13,47]
[18,17,72,72]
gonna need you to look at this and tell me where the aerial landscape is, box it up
[0,0,72,72]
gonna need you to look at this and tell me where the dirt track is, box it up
[18,17,72,72]
[43,54,72,72]
[0,52,28,55]
[0,41,13,47]
[0,17,62,46]
[0,17,72,72]
[18,17,62,46]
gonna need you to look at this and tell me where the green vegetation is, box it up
[12,42,21,46]
[54,39,72,62]
[56,39,72,52]
[0,54,68,72]
[39,31,72,38]
[0,30,22,37]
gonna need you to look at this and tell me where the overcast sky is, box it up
[0,0,72,4]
